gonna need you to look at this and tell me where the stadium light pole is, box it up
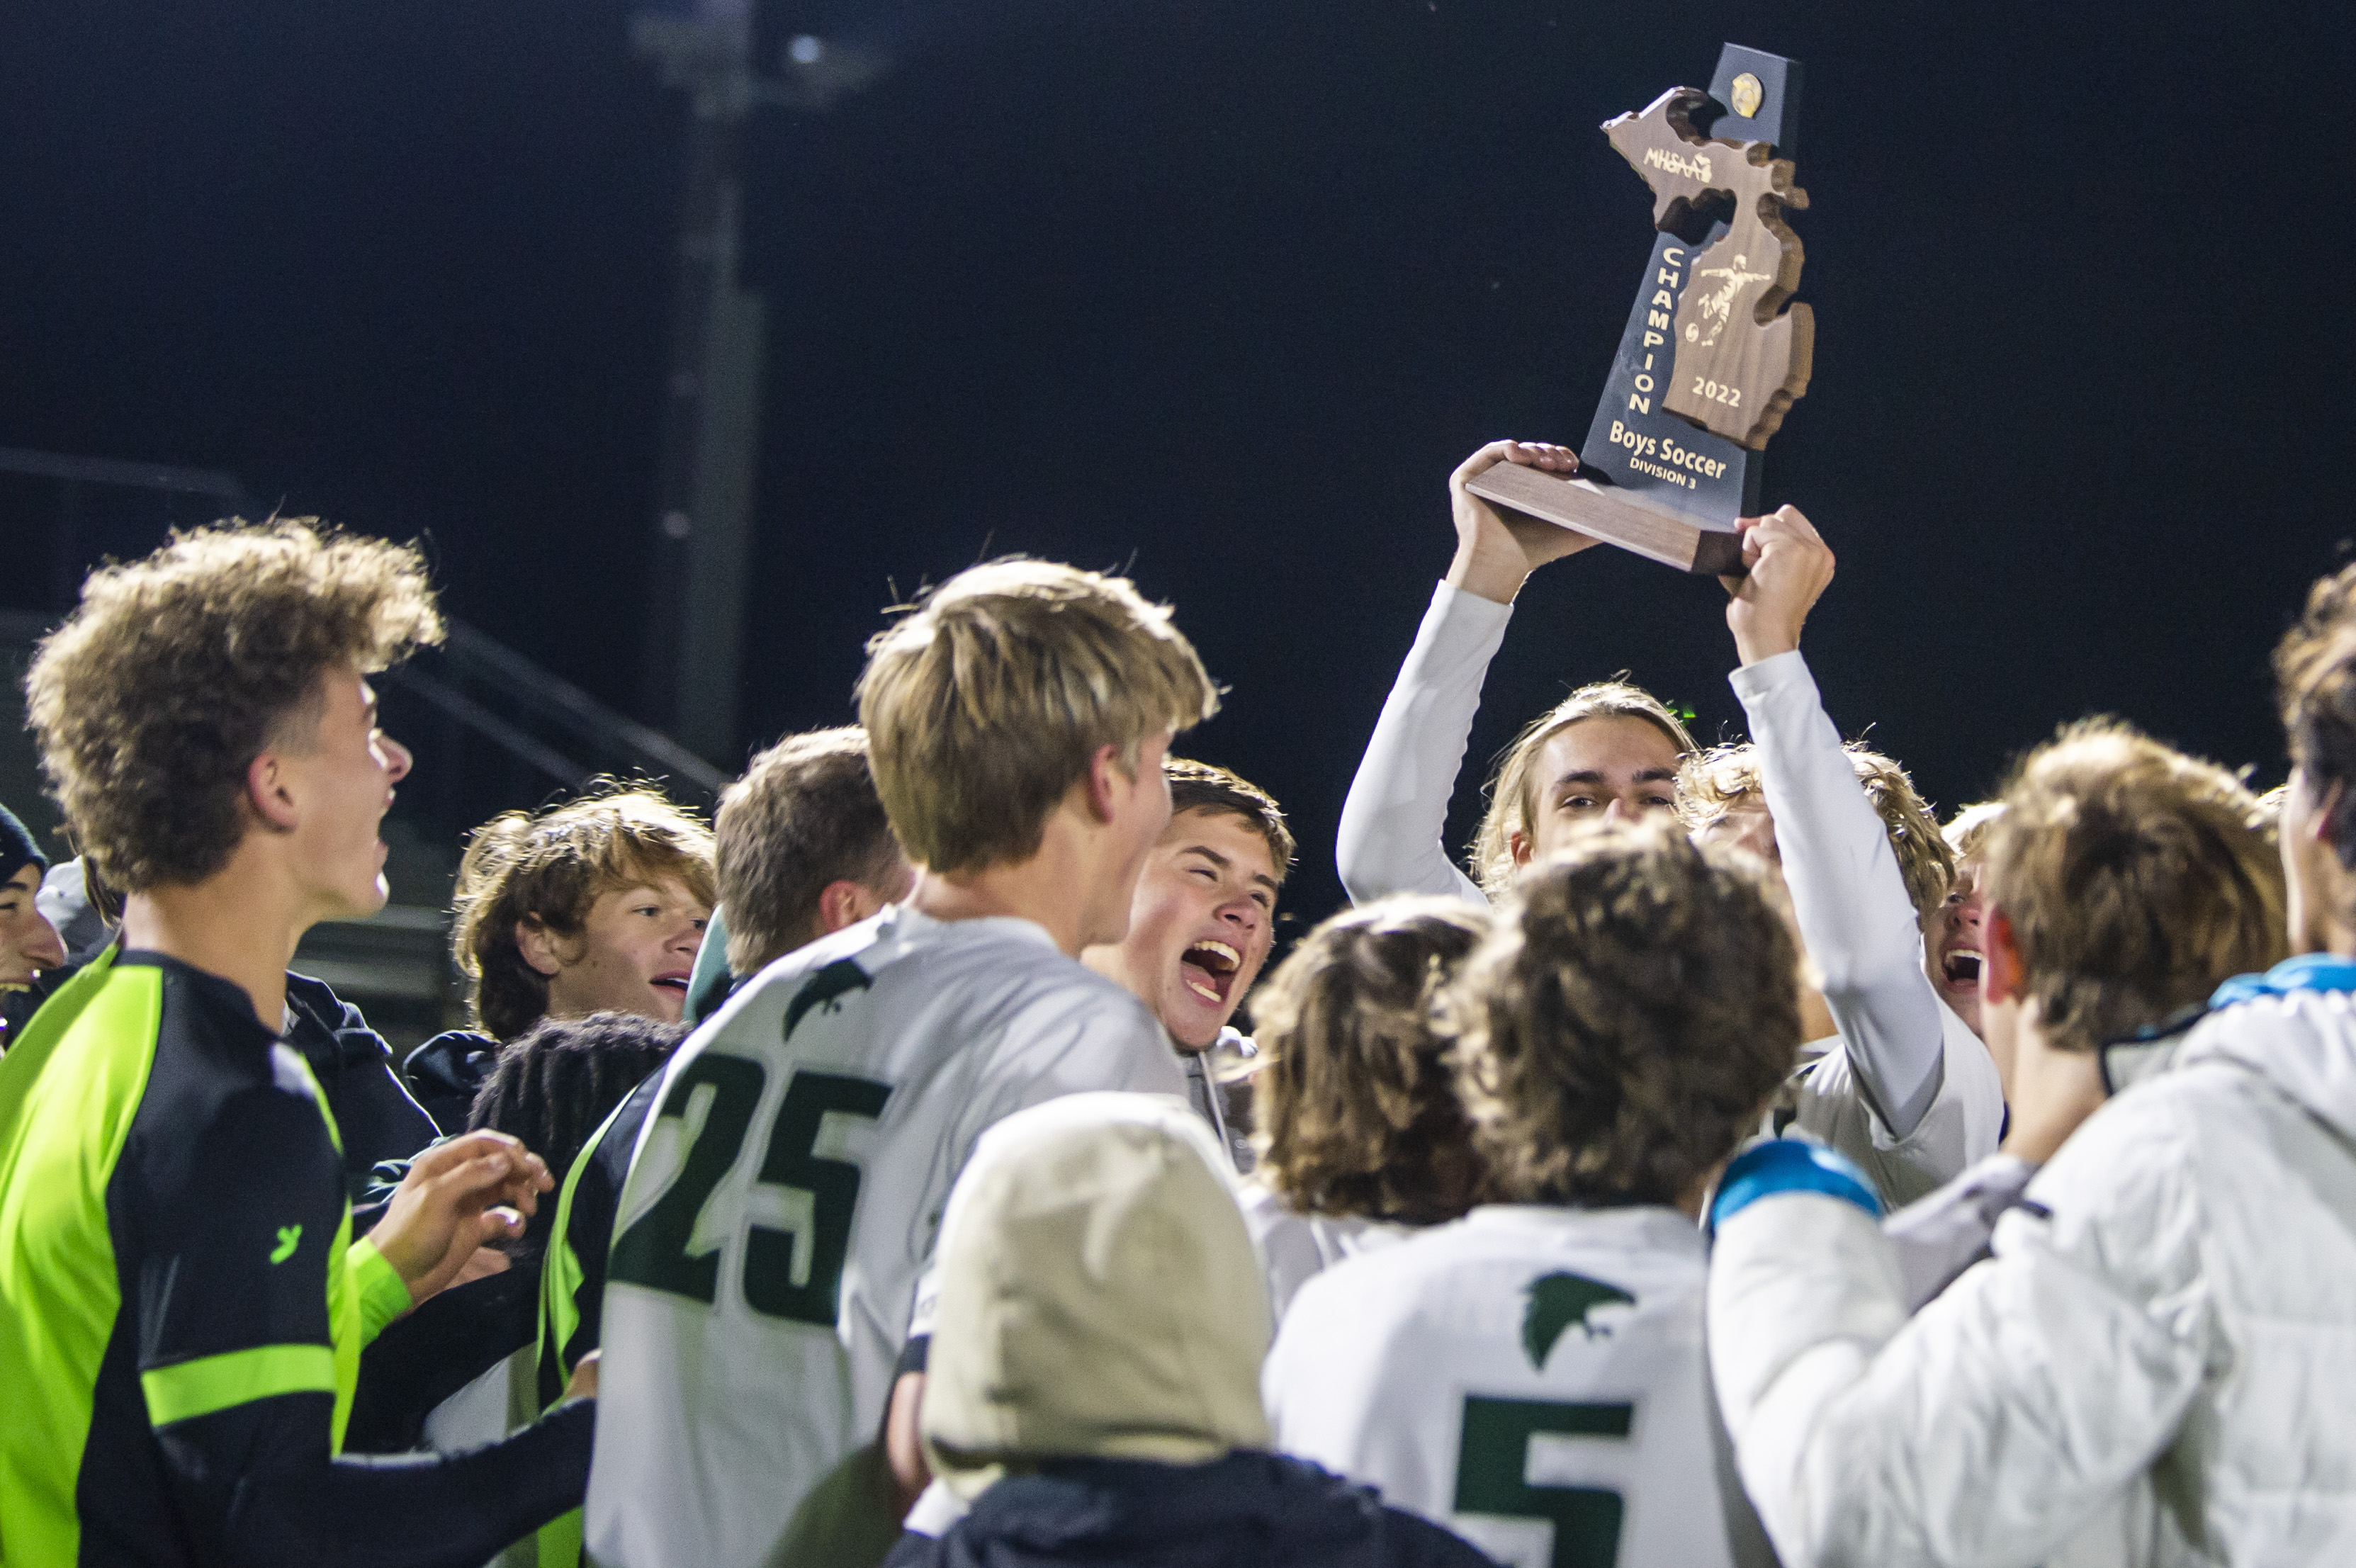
[631,2,892,767]
[632,0,765,767]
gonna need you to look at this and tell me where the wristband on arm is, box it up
[1710,1139,1881,1235]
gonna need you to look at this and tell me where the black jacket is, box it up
[402,1027,501,1136]
[283,971,439,1197]
[883,1453,1498,1568]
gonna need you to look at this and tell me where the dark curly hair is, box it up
[25,520,442,891]
[1448,818,1800,1209]
[1249,896,1490,1224]
[468,1010,686,1252]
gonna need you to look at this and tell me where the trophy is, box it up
[1467,45,1808,575]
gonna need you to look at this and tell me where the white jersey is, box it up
[584,905,1188,1568]
[1786,999,2004,1209]
[1265,1205,1774,1568]
[1236,1181,1414,1324]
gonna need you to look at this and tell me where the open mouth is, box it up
[1179,940,1241,1007]
[651,971,692,998]
[1941,950,1982,988]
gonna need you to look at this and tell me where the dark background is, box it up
[4,0,2350,935]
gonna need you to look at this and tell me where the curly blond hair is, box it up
[1680,740,1955,922]
[1448,818,1800,1207]
[1471,680,1696,899]
[1943,800,2004,861]
[1249,896,1490,1223]
[857,560,1219,876]
[452,784,716,1039]
[1983,721,2284,1053]
[25,520,442,891]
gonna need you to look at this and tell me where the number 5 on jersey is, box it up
[609,1057,891,1328]
[1455,1396,1633,1568]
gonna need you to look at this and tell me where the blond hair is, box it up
[1943,801,2004,860]
[1249,896,1491,1223]
[1982,721,2284,1052]
[26,519,442,891]
[1681,740,1956,922]
[717,728,907,974]
[1471,681,1695,900]
[2277,562,2356,864]
[1448,818,1799,1207]
[452,784,716,1039]
[2249,784,2289,847]
[857,560,1219,874]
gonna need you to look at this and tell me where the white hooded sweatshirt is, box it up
[1708,969,2356,1567]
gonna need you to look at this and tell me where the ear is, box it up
[514,917,565,978]
[1507,828,1534,869]
[244,749,303,833]
[1081,741,1129,825]
[2313,778,2349,850]
[1983,906,2023,1006]
[816,879,882,936]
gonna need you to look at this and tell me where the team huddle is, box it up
[0,436,2351,1567]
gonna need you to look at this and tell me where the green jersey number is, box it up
[609,1058,890,1327]
[607,1056,765,1304]
[744,1073,893,1324]
[1454,1396,1633,1568]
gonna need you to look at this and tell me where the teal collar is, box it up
[2209,953,2356,1009]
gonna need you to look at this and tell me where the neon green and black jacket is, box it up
[526,1066,665,1568]
[0,948,594,1568]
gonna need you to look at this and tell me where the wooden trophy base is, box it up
[1465,462,1744,577]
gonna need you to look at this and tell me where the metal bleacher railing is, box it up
[0,446,726,1051]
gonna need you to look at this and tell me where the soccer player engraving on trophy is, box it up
[1464,45,1810,575]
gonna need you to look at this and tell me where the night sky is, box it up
[5,0,2352,933]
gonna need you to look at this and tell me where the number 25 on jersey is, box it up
[609,1056,892,1329]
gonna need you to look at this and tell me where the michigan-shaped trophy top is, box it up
[1603,86,1813,450]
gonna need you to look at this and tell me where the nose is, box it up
[380,732,414,784]
[23,912,66,972]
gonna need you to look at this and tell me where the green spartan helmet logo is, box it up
[1521,1272,1635,1369]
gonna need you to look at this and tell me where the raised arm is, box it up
[1336,441,1594,906]
[1723,507,1947,1136]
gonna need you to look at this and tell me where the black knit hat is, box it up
[0,803,47,887]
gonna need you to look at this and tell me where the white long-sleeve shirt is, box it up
[1734,651,2004,1205]
[1335,580,1509,907]
[1336,590,1997,1200]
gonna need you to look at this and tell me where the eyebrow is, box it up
[1551,768,1681,789]
[1178,842,1281,896]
